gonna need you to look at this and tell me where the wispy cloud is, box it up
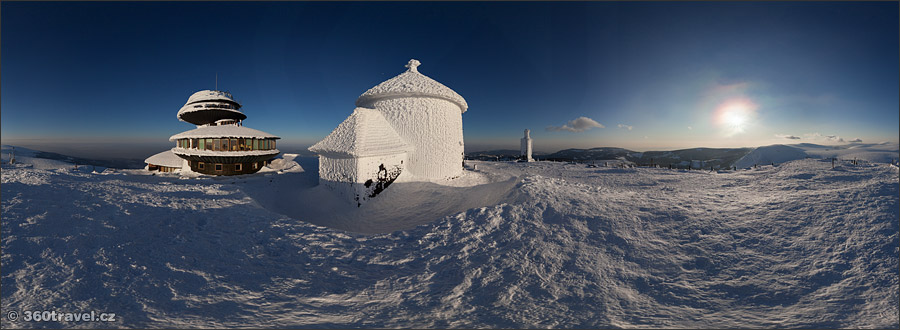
[547,116,605,132]
[775,134,801,140]
[617,124,633,131]
[687,126,693,130]
[848,138,862,143]
[804,132,845,143]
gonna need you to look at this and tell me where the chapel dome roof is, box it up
[355,59,468,113]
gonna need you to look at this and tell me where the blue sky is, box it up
[2,1,897,155]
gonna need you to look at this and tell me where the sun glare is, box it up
[714,99,757,136]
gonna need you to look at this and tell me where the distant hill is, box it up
[512,146,753,169]
[466,149,548,161]
[544,147,634,162]
[634,147,754,169]
[470,142,898,169]
[734,142,899,168]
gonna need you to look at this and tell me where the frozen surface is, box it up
[2,145,898,328]
[169,125,279,141]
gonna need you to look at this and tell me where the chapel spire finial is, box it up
[405,59,421,73]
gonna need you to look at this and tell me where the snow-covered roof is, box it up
[144,150,184,168]
[356,59,468,113]
[171,147,280,157]
[309,107,413,157]
[169,125,280,141]
[185,90,238,105]
[176,90,245,120]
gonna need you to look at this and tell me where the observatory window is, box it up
[244,139,251,151]
[191,139,198,149]
[253,162,258,169]
[231,139,238,151]
[205,139,212,150]
[199,139,205,150]
[235,163,242,171]
[198,162,205,169]
[215,164,223,171]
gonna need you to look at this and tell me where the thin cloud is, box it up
[805,132,846,143]
[849,138,862,143]
[547,116,605,132]
[775,134,801,140]
[617,124,633,131]
[687,126,693,130]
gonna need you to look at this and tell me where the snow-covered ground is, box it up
[1,144,898,328]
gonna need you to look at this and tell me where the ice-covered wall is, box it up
[319,153,406,206]
[366,97,463,180]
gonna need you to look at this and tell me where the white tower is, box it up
[521,129,534,162]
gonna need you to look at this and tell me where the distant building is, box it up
[520,129,534,162]
[145,150,183,172]
[309,59,468,204]
[145,90,281,175]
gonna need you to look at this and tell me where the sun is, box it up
[714,99,757,136]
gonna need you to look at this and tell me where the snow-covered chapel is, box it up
[309,59,467,205]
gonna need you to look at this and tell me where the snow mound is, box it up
[734,144,808,168]
[735,143,899,169]
[798,142,899,163]
[259,154,304,173]
[1,145,76,170]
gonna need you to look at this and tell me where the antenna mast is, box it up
[215,73,218,91]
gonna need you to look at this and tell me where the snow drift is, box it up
[1,145,898,328]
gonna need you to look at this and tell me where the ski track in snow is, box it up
[1,155,898,328]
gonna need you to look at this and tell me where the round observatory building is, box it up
[354,59,468,180]
[168,90,280,176]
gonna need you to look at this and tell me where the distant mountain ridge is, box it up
[469,146,754,168]
[468,142,899,169]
